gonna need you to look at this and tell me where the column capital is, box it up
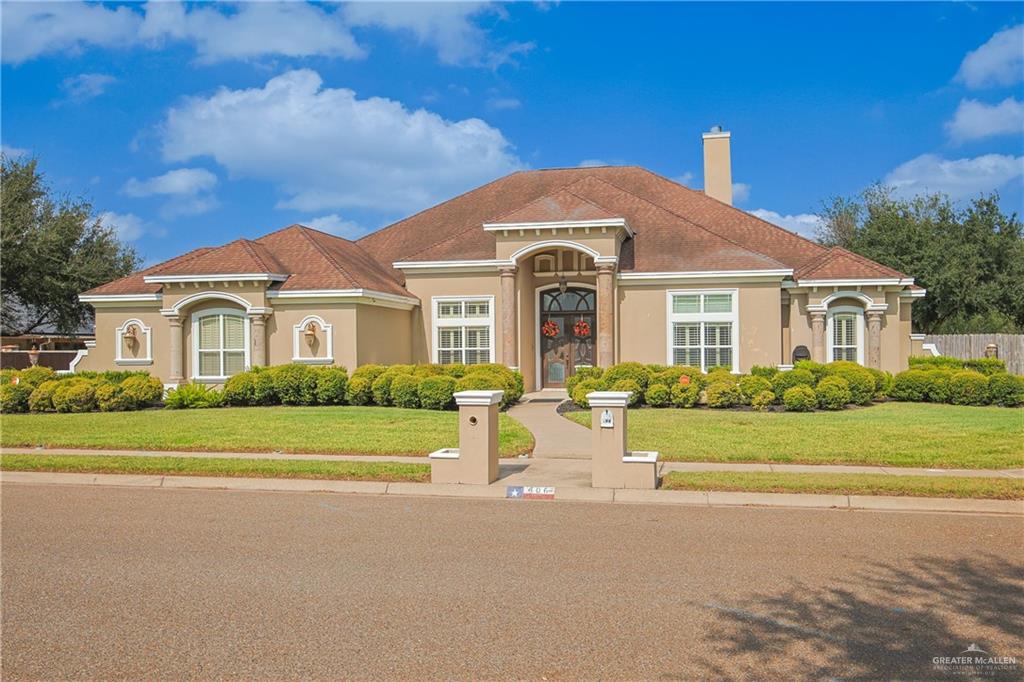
[810,311,826,322]
[596,262,617,274]
[498,264,518,277]
[866,310,884,322]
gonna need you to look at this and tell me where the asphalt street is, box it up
[2,483,1022,680]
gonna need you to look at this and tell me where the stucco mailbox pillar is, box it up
[587,391,658,489]
[428,390,503,485]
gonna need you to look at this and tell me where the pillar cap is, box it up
[586,391,632,407]
[454,390,504,406]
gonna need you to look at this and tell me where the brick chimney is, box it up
[702,125,732,205]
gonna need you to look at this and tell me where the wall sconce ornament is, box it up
[303,321,318,348]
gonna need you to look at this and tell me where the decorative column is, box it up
[250,313,268,368]
[867,311,883,369]
[498,265,518,368]
[167,315,184,384]
[810,311,826,363]
[596,262,616,368]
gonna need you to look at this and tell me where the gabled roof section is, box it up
[486,186,622,225]
[795,246,908,281]
[82,247,214,295]
[147,238,287,278]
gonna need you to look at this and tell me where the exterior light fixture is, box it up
[303,322,318,348]
[558,274,568,294]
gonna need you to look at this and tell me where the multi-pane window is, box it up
[195,312,247,378]
[434,298,493,365]
[668,291,737,372]
[831,313,858,362]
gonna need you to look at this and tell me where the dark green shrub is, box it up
[794,360,828,383]
[391,374,422,409]
[435,363,467,378]
[651,366,706,390]
[96,383,133,412]
[867,368,894,399]
[566,366,604,395]
[815,376,851,410]
[750,365,779,379]
[223,371,257,406]
[164,382,222,409]
[252,369,278,405]
[705,381,741,408]
[350,364,388,386]
[924,370,952,403]
[965,357,1007,376]
[52,380,97,413]
[825,361,875,405]
[771,368,815,399]
[645,383,670,407]
[668,382,698,408]
[418,375,457,410]
[947,371,990,406]
[28,380,61,412]
[345,375,373,405]
[610,379,642,406]
[602,362,651,392]
[891,369,929,401]
[0,368,18,385]
[910,355,1007,376]
[782,385,816,412]
[120,375,163,407]
[751,390,775,411]
[373,366,415,405]
[464,365,522,407]
[0,383,32,413]
[270,364,318,405]
[315,367,348,405]
[738,375,773,404]
[987,374,1024,407]
[571,379,604,408]
[17,365,56,388]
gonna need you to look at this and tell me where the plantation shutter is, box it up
[223,316,245,350]
[198,316,220,350]
[464,326,489,365]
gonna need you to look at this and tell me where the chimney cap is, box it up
[702,125,731,140]
[710,125,723,133]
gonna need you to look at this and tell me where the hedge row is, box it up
[908,355,1007,376]
[891,368,1023,407]
[566,360,894,412]
[0,366,164,413]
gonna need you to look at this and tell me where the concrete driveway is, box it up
[3,483,1022,680]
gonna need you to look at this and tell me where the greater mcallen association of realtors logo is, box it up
[932,643,1019,676]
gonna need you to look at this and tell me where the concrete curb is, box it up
[3,471,1021,516]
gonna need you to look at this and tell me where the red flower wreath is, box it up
[541,320,560,338]
[573,320,591,338]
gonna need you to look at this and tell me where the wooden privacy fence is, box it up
[923,334,1024,375]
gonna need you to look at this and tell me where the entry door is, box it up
[540,288,596,388]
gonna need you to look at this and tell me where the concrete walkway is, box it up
[507,390,591,459]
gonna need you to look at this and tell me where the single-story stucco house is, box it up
[76,128,927,391]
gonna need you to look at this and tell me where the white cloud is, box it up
[672,171,695,186]
[946,97,1024,143]
[122,168,217,197]
[1,144,29,158]
[748,209,823,238]
[59,73,117,103]
[487,97,522,110]
[162,195,219,219]
[306,214,368,239]
[732,182,751,204]
[1,2,141,64]
[884,153,1024,200]
[98,211,145,242]
[160,69,524,214]
[955,24,1024,89]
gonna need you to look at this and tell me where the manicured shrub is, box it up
[965,357,1008,376]
[705,381,741,408]
[371,372,397,406]
[566,366,604,396]
[771,368,815,399]
[28,380,61,412]
[270,364,318,405]
[345,376,373,406]
[52,380,97,413]
[120,375,163,407]
[924,370,952,403]
[164,382,222,409]
[782,385,817,412]
[571,379,604,408]
[223,371,257,406]
[988,373,1024,408]
[794,360,828,383]
[706,367,739,385]
[391,374,422,409]
[947,370,990,406]
[738,375,773,405]
[315,367,348,405]
[867,368,894,400]
[250,368,277,405]
[454,372,505,397]
[0,368,18,385]
[350,364,388,386]
[644,383,671,407]
[96,383,133,412]
[815,376,851,410]
[825,361,875,405]
[891,369,929,402]
[0,382,33,413]
[751,390,775,411]
[651,366,705,390]
[464,364,522,407]
[17,365,56,388]
[602,362,651,392]
[910,355,1007,376]
[667,381,698,407]
[750,365,779,379]
[610,379,642,406]
[418,375,456,410]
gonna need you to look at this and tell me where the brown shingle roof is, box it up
[488,187,621,224]
[794,246,907,280]
[83,247,214,295]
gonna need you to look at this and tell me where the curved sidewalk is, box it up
[507,392,592,459]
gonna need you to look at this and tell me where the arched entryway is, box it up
[537,285,596,388]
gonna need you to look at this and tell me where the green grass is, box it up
[0,406,534,457]
[0,454,431,482]
[565,402,1023,469]
[660,471,1024,500]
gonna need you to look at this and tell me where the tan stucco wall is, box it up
[266,303,359,370]
[356,305,413,366]
[160,280,268,311]
[494,230,623,262]
[77,305,166,375]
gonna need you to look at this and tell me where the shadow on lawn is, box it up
[684,554,1024,680]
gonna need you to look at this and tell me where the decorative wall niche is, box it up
[115,319,152,365]
[292,315,333,364]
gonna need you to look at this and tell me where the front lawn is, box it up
[1,406,534,457]
[0,454,430,482]
[660,471,1024,500]
[565,402,1023,469]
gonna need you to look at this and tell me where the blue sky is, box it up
[3,1,1022,266]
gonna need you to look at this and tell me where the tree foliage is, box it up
[817,186,1024,334]
[1,156,139,335]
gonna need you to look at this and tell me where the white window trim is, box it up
[191,307,251,381]
[292,315,334,364]
[114,318,152,366]
[431,295,495,365]
[827,305,865,365]
[665,289,740,373]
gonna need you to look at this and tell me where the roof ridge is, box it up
[829,246,905,277]
[295,226,360,286]
[235,239,277,273]
[487,182,621,224]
